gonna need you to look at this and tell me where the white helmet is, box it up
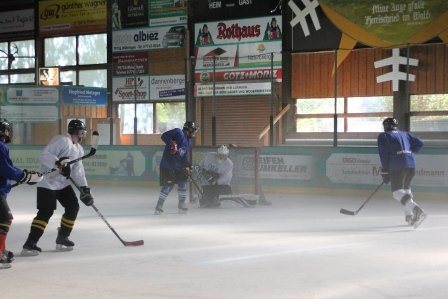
[217,144,229,157]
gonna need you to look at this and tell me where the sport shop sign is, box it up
[112,76,149,101]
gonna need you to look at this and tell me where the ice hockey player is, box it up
[198,145,233,208]
[0,118,43,269]
[377,117,426,228]
[155,121,198,214]
[21,119,94,256]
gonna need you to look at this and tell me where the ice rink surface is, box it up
[3,184,448,299]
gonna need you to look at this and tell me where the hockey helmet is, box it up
[0,118,12,143]
[382,117,398,132]
[68,119,87,138]
[217,144,229,158]
[183,121,198,137]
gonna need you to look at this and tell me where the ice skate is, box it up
[56,229,74,251]
[21,241,42,256]
[178,201,188,214]
[210,199,221,208]
[0,252,12,269]
[0,250,14,269]
[411,206,427,229]
[2,250,14,262]
[0,263,11,269]
[154,202,164,215]
[258,197,272,206]
[405,215,413,226]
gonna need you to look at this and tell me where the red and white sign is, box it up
[194,16,282,84]
[195,16,282,45]
[195,68,282,82]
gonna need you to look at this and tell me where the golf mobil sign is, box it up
[326,153,448,187]
[326,153,382,185]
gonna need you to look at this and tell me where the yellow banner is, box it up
[319,0,448,47]
[39,0,106,36]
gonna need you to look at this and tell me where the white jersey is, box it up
[199,152,233,185]
[37,134,88,190]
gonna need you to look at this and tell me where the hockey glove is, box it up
[169,140,177,155]
[56,157,71,179]
[20,169,43,185]
[205,170,219,185]
[79,186,94,206]
[183,166,192,177]
[381,172,390,184]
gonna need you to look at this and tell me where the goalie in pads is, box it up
[197,145,234,208]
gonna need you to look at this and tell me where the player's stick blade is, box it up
[123,240,144,247]
[340,208,356,216]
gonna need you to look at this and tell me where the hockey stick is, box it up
[42,130,100,174]
[340,181,385,216]
[66,130,100,166]
[12,131,100,188]
[188,173,204,196]
[186,166,204,196]
[69,177,144,247]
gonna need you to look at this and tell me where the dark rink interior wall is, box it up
[9,145,448,195]
[291,44,448,99]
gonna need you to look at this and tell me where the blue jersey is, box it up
[0,142,25,197]
[377,130,423,173]
[160,128,191,170]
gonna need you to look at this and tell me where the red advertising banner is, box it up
[194,16,282,83]
[194,68,283,82]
